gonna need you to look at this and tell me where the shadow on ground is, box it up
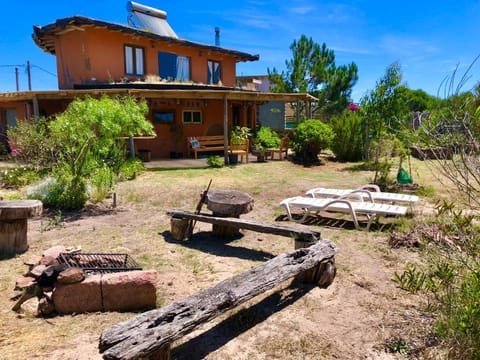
[275,213,397,232]
[171,282,315,360]
[161,230,275,262]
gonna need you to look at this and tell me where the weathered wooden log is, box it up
[167,210,321,242]
[99,239,337,360]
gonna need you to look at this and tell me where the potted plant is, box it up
[253,126,280,162]
[229,126,250,164]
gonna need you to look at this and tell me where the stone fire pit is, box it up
[13,246,158,316]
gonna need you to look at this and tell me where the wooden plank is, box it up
[167,209,321,241]
[99,239,337,360]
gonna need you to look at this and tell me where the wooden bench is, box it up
[187,135,226,159]
[187,135,250,162]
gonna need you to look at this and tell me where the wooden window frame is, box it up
[124,44,146,76]
[182,110,202,124]
[207,60,221,84]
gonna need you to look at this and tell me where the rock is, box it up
[29,264,47,278]
[102,270,158,311]
[23,255,42,267]
[53,275,102,314]
[42,245,66,259]
[38,297,56,316]
[20,297,40,317]
[56,267,85,284]
[39,255,55,266]
[15,276,36,290]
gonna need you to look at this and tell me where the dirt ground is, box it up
[0,159,441,359]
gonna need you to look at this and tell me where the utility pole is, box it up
[15,67,19,91]
[27,60,32,91]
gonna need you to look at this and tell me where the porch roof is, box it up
[33,16,259,63]
[0,88,318,103]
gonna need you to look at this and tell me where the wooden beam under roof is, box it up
[0,89,318,103]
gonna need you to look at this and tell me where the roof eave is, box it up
[32,16,259,62]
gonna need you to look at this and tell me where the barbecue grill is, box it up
[57,253,142,274]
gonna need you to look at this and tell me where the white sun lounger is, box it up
[280,196,408,230]
[306,184,419,204]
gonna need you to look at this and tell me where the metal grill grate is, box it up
[57,253,142,274]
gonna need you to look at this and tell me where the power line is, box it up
[0,62,57,76]
[31,64,57,77]
[0,61,57,91]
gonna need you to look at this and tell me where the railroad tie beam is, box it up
[99,238,338,360]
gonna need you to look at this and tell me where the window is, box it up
[124,45,145,76]
[158,52,190,81]
[207,60,221,84]
[183,110,202,124]
[153,111,175,124]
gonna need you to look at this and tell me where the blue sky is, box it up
[1,1,480,102]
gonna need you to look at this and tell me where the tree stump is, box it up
[0,200,42,255]
[170,217,189,241]
[205,190,254,236]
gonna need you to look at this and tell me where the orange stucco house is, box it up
[0,2,315,159]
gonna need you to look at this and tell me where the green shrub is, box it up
[89,165,115,203]
[118,157,144,180]
[1,166,43,189]
[290,119,334,164]
[207,155,224,168]
[329,110,365,162]
[28,173,87,210]
[253,126,280,151]
[7,118,59,169]
[392,203,480,359]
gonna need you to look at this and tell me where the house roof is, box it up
[32,16,259,63]
[0,88,318,103]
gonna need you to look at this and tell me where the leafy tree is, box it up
[12,95,154,209]
[360,62,409,159]
[397,86,439,112]
[50,95,154,178]
[268,35,358,119]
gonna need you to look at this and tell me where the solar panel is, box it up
[127,1,178,38]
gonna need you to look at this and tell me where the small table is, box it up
[205,190,254,236]
[0,200,42,255]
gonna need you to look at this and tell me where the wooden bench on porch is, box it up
[187,135,226,159]
[187,135,249,162]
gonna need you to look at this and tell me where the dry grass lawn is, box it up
[0,157,456,359]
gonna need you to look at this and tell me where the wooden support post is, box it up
[211,213,240,237]
[99,239,337,360]
[170,217,189,241]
